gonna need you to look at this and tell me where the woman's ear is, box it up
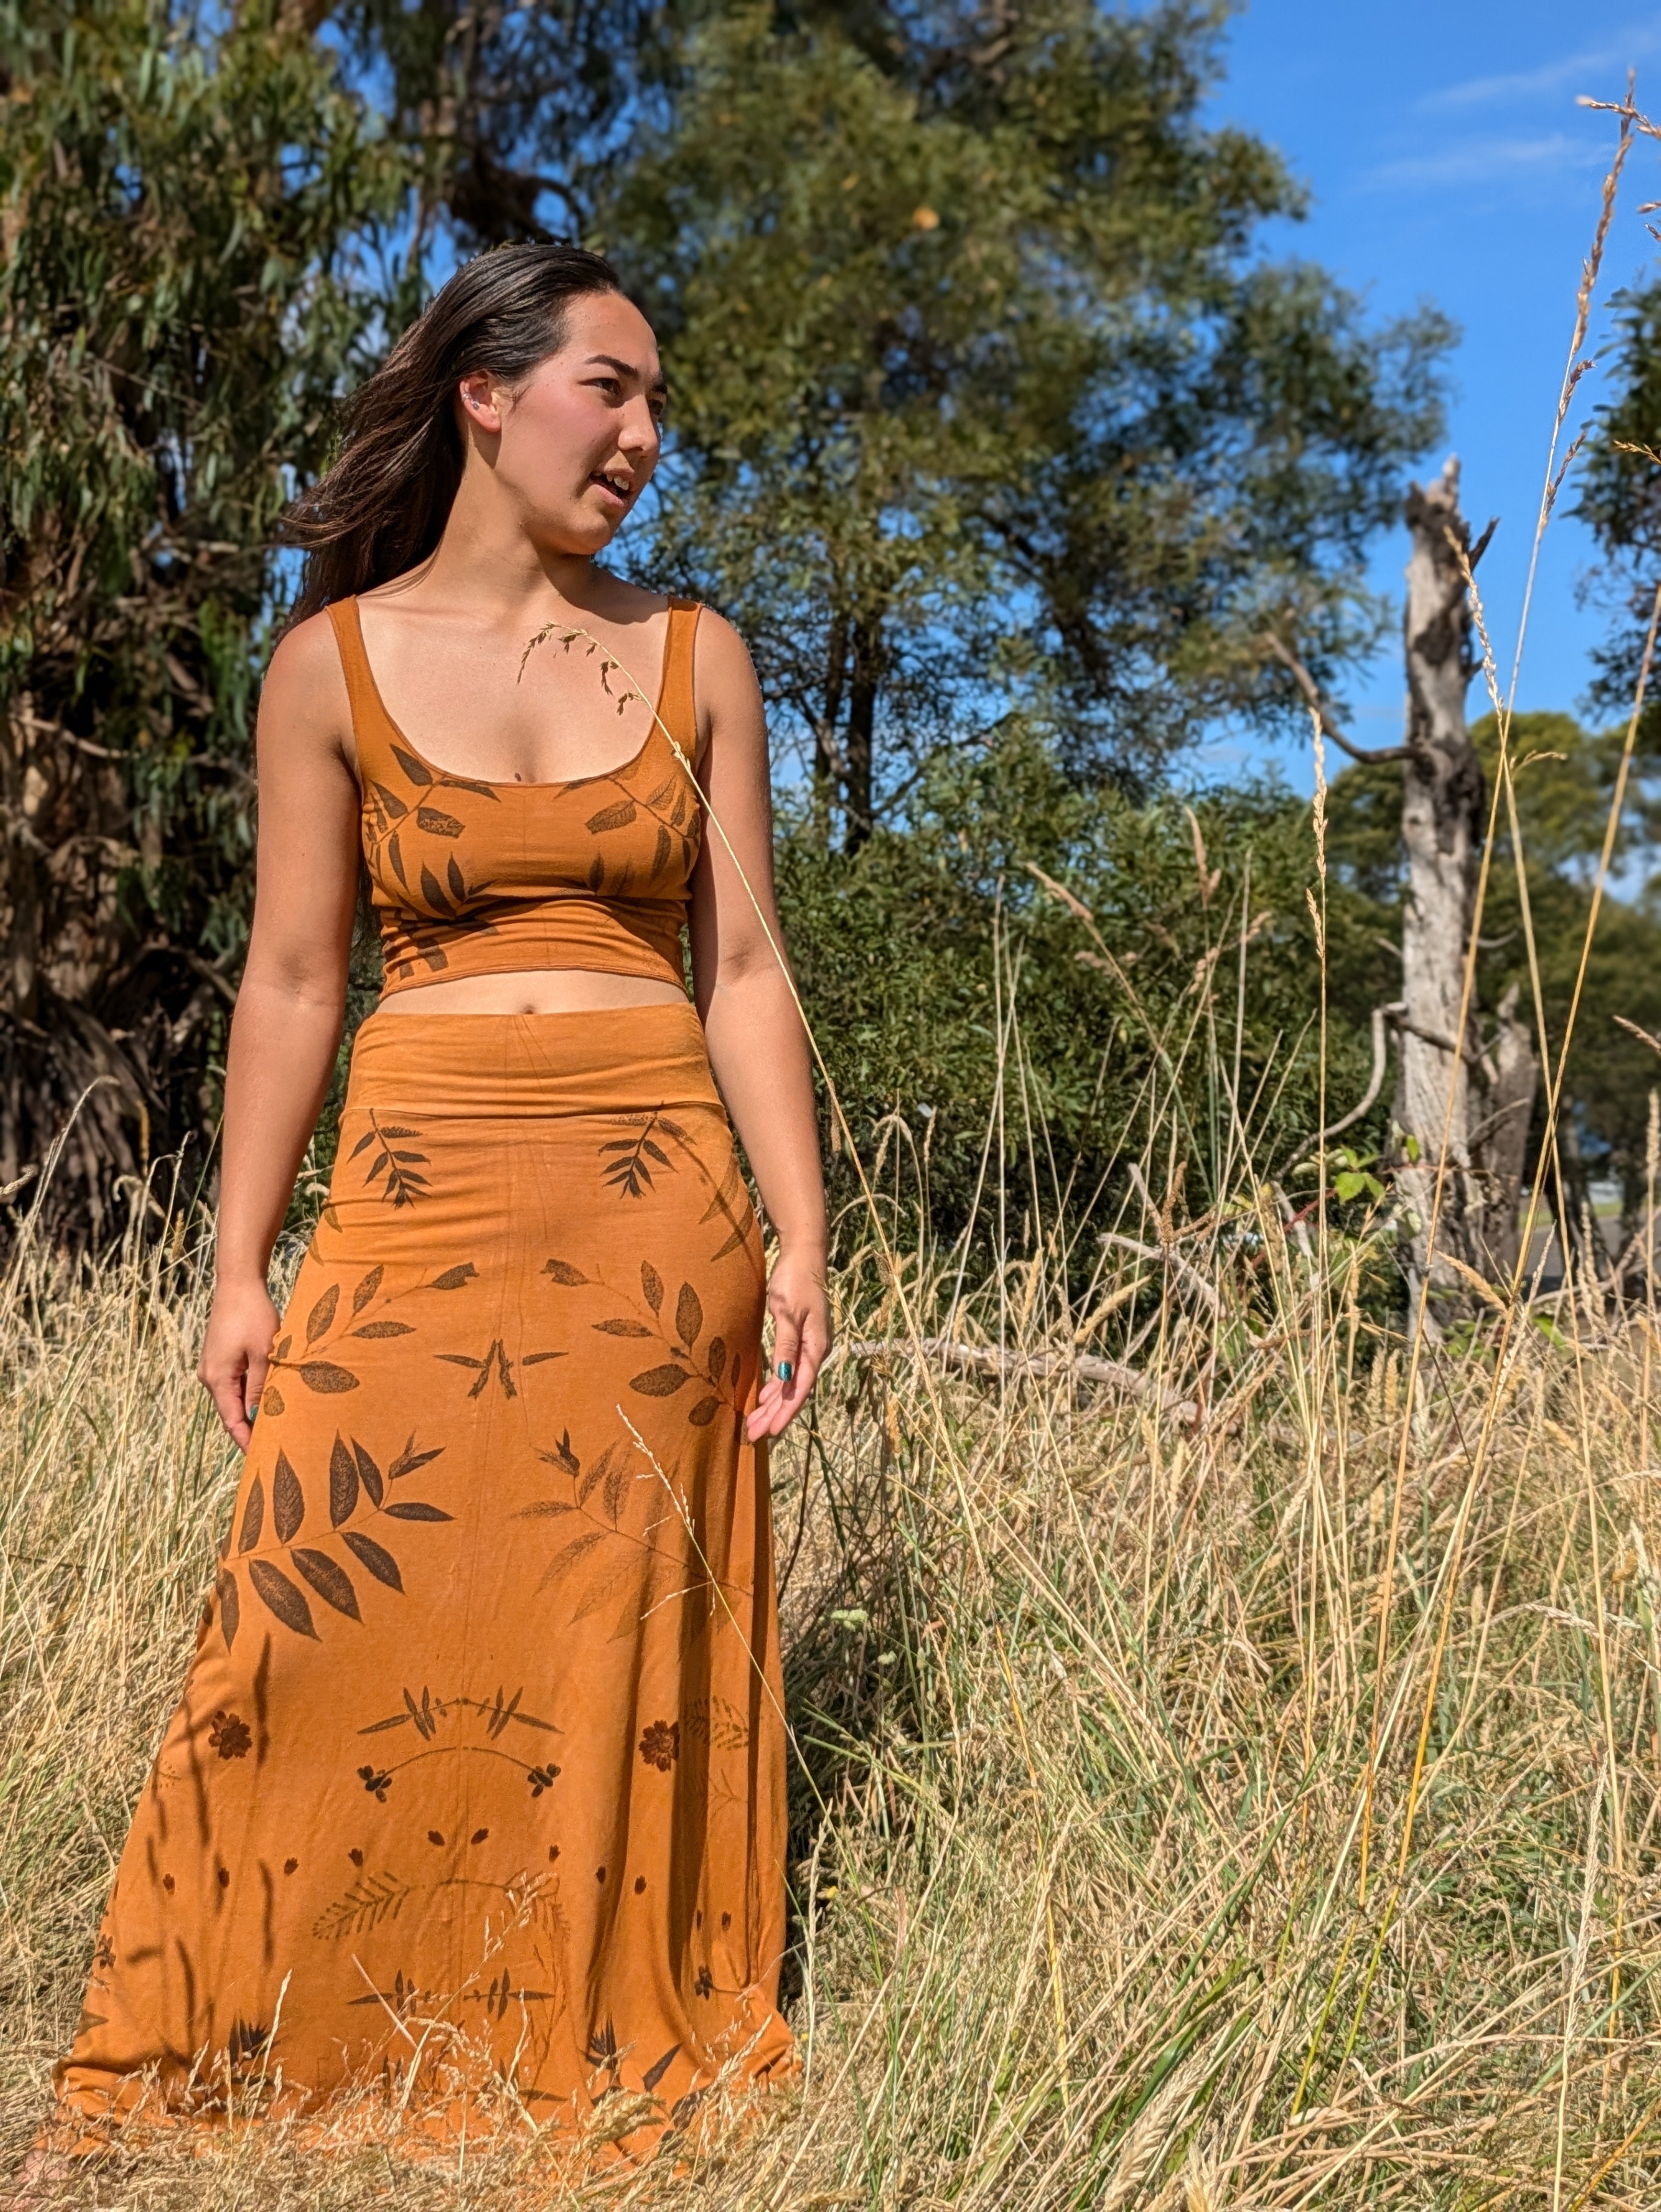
[456,370,505,437]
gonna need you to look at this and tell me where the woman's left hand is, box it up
[746,1243,831,1441]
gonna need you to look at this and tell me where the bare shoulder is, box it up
[258,609,354,763]
[691,607,762,715]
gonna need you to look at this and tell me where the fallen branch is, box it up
[1100,1231,1223,1317]
[839,1335,1197,1419]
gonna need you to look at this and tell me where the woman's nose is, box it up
[618,398,661,456]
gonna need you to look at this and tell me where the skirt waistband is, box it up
[344,1002,723,1120]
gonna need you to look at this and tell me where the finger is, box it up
[208,1374,253,1452]
[245,1340,271,1420]
[794,1307,832,1396]
[201,1352,255,1452]
[771,1310,805,1401]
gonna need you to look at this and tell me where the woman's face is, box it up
[456,291,666,557]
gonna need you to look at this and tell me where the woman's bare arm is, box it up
[198,615,361,1447]
[687,614,830,1442]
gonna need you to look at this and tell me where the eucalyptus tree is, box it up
[607,0,1452,848]
[1579,275,1661,723]
[0,0,408,1233]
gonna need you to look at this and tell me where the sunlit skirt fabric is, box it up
[57,1005,793,2157]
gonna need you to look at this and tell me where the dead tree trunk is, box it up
[1393,460,1538,1301]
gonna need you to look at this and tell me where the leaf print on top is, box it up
[220,1434,451,1648]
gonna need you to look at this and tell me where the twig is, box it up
[1290,1001,1405,1166]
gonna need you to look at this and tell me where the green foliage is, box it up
[778,727,1361,1261]
[609,0,1451,843]
[0,0,410,1228]
[332,0,683,243]
[1577,276,1661,724]
[0,0,1441,1250]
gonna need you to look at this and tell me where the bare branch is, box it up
[839,1336,1196,1419]
[1260,633,1413,765]
[1291,1000,1405,1166]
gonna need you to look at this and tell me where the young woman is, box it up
[53,243,830,2159]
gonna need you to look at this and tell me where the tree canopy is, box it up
[609,0,1451,845]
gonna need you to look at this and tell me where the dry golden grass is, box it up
[4,1123,1661,2208]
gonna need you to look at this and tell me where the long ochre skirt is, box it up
[57,1004,793,2157]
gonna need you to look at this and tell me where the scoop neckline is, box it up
[347,596,678,795]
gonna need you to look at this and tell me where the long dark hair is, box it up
[282,243,624,621]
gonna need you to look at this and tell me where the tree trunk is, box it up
[843,617,879,854]
[813,611,848,842]
[1393,459,1538,1303]
[1469,980,1538,1280]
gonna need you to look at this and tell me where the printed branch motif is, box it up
[219,1430,452,1648]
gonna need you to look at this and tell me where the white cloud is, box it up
[1421,27,1661,113]
[1362,133,1605,192]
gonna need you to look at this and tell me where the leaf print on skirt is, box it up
[54,1001,792,2165]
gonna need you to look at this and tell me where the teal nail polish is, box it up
[777,1360,794,1382]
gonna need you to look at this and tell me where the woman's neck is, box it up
[405,477,609,621]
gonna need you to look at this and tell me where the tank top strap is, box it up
[656,598,702,755]
[325,596,392,773]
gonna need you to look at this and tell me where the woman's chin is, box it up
[530,513,620,561]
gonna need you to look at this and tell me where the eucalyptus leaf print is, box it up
[330,1437,359,1526]
[306,1284,339,1345]
[216,1569,240,1652]
[341,1531,402,1592]
[631,1364,692,1398]
[298,1362,360,1395]
[219,1433,453,1644]
[238,1476,265,1554]
[248,1559,317,1639]
[600,1114,676,1199]
[292,1549,363,1621]
[273,1452,306,1543]
[351,1111,431,1208]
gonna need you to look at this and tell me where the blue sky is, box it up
[1203,1,1661,779]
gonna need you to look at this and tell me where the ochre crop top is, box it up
[327,596,703,997]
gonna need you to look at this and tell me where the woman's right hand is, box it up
[199,1279,281,1450]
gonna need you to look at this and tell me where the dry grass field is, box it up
[4,1054,1661,2209]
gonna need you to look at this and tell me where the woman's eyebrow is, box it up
[584,352,669,393]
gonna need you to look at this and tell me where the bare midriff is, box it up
[376,968,687,1017]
